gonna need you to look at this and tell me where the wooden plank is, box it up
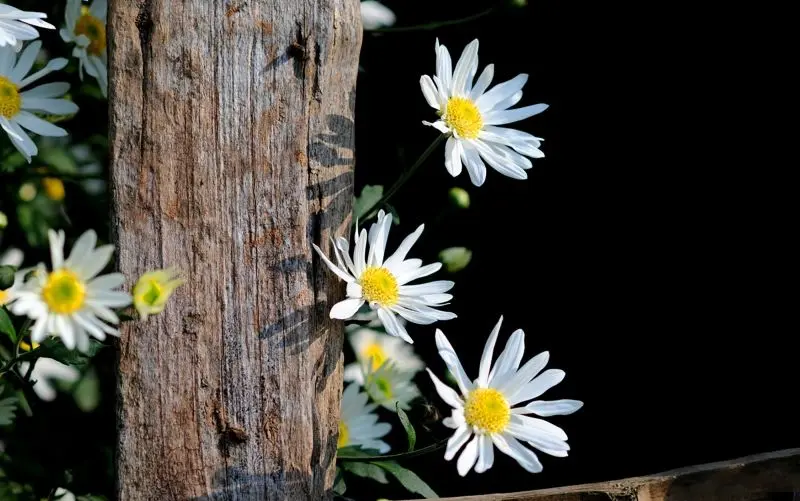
[417,448,800,501]
[108,0,362,499]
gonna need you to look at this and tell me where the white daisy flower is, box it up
[0,4,54,50]
[18,357,80,401]
[312,209,456,344]
[7,229,133,353]
[60,0,107,97]
[1,247,25,306]
[339,382,392,453]
[364,360,420,411]
[427,316,583,476]
[53,488,76,501]
[0,41,76,162]
[344,323,424,385]
[360,1,396,30]
[420,39,548,186]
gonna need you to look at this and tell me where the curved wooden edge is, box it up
[406,448,800,501]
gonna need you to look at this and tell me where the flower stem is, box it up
[367,8,495,33]
[359,135,446,225]
[336,437,448,462]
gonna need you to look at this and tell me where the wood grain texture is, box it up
[108,0,361,499]
[414,448,800,501]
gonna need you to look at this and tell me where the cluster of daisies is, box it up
[319,37,580,478]
[1,229,182,401]
[0,0,107,162]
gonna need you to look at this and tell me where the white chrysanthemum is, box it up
[360,1,396,30]
[364,360,420,411]
[60,0,107,97]
[0,41,76,162]
[7,229,133,352]
[313,210,456,343]
[427,317,583,476]
[18,357,80,401]
[0,4,54,49]
[1,247,24,306]
[344,323,424,385]
[420,39,548,186]
[53,488,76,501]
[339,382,392,453]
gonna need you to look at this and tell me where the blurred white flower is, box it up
[427,317,583,476]
[54,487,76,501]
[364,360,420,411]
[0,247,23,267]
[61,0,108,97]
[0,4,54,49]
[344,321,424,385]
[0,41,76,162]
[0,247,24,306]
[18,357,80,401]
[360,1,396,30]
[339,382,392,453]
[313,209,456,344]
[421,39,548,186]
[8,229,132,352]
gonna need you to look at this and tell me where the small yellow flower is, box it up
[42,177,66,201]
[133,268,184,320]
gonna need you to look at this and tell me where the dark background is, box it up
[347,0,795,498]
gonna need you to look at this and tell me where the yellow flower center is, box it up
[0,76,21,119]
[75,12,107,56]
[42,269,86,314]
[359,267,399,306]
[42,178,66,201]
[444,97,483,139]
[464,388,511,434]
[337,420,349,449]
[0,289,9,306]
[362,342,388,371]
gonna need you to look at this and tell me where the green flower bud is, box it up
[448,187,470,209]
[439,247,472,273]
[0,211,7,229]
[0,265,15,290]
[509,0,528,7]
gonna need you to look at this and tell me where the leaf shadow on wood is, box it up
[309,114,356,168]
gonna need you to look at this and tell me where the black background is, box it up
[347,0,795,498]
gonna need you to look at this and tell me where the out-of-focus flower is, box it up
[439,247,472,273]
[7,229,132,352]
[0,4,54,49]
[421,39,547,186]
[61,0,108,97]
[133,267,184,321]
[313,209,456,344]
[339,383,392,453]
[360,1,396,30]
[427,317,583,476]
[344,320,424,385]
[53,487,76,501]
[18,182,36,201]
[364,361,420,411]
[42,177,66,201]
[18,357,80,401]
[0,41,75,162]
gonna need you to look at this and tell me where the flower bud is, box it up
[439,247,472,273]
[448,187,470,209]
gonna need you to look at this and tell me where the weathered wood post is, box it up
[108,1,361,499]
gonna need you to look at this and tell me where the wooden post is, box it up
[108,1,361,499]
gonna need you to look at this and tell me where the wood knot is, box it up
[223,426,249,444]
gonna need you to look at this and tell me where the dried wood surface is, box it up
[109,0,361,499]
[418,448,800,501]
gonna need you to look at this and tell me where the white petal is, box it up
[491,433,543,473]
[469,64,494,100]
[525,433,571,458]
[10,40,40,82]
[345,281,362,299]
[426,368,464,409]
[474,434,495,473]
[377,308,412,343]
[476,74,528,111]
[488,329,525,388]
[483,103,549,126]
[456,435,480,476]
[20,81,69,98]
[312,244,354,283]
[461,143,487,187]
[21,97,78,115]
[444,424,471,460]
[420,75,442,110]
[478,316,503,387]
[471,139,527,180]
[55,315,75,349]
[329,298,365,320]
[383,224,424,270]
[510,369,566,405]
[500,351,549,399]
[523,399,584,417]
[19,57,67,87]
[444,137,463,177]
[436,43,453,93]
[423,119,450,135]
[434,329,472,394]
[353,229,368,276]
[451,39,479,97]
[510,414,568,441]
[48,229,65,269]
[399,281,453,296]
[395,262,441,285]
[14,111,68,137]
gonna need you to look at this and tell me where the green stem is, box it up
[359,135,446,225]
[367,8,495,33]
[336,438,448,462]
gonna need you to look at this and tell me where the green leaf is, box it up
[341,461,389,484]
[0,308,15,344]
[374,461,438,498]
[0,395,18,426]
[38,337,102,371]
[39,147,78,175]
[73,367,101,412]
[337,445,383,459]
[333,468,347,495]
[353,185,384,222]
[396,403,416,452]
